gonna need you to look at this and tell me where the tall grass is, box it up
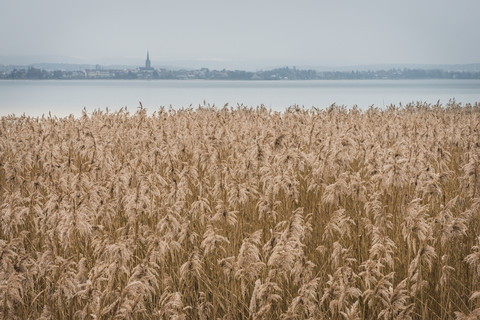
[1,102,480,319]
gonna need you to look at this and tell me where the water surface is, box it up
[0,79,479,117]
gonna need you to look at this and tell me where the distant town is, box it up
[1,52,480,80]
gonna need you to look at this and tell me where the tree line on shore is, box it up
[2,66,480,80]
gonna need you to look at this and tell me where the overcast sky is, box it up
[1,0,479,69]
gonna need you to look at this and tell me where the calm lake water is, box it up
[0,79,479,117]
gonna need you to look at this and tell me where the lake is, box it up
[0,79,479,117]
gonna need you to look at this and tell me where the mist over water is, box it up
[0,79,479,117]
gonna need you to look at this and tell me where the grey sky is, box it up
[1,0,479,68]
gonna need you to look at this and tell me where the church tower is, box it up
[145,51,151,69]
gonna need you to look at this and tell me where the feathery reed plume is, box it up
[456,236,480,318]
[235,230,265,296]
[249,279,282,320]
[281,278,319,319]
[156,277,187,320]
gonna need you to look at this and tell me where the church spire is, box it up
[145,51,151,69]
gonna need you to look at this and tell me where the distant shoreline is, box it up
[2,78,480,82]
[2,66,480,81]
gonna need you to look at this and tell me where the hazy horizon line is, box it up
[2,59,480,73]
[1,54,480,69]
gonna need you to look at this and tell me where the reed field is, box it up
[2,101,480,319]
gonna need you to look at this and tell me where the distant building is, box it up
[141,51,153,70]
[146,51,151,69]
[84,69,115,79]
[137,51,154,79]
